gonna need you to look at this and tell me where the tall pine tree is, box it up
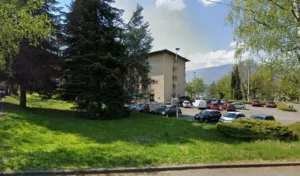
[231,64,243,100]
[122,4,153,99]
[61,0,129,119]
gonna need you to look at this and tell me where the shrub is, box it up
[289,122,300,136]
[217,119,298,141]
[228,100,251,104]
[276,102,297,112]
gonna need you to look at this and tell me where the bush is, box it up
[276,102,297,112]
[228,100,251,104]
[217,119,298,141]
[289,122,300,136]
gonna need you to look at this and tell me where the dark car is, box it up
[152,107,167,115]
[161,107,182,117]
[194,110,222,123]
[249,114,275,121]
[265,101,277,108]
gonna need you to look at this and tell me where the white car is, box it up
[182,101,192,108]
[192,99,207,109]
[233,102,246,109]
[220,99,227,104]
[211,98,218,104]
[219,112,246,123]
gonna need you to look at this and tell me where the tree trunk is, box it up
[20,84,27,108]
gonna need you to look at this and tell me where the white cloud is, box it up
[185,42,250,70]
[156,0,186,11]
[229,41,245,48]
[199,0,221,6]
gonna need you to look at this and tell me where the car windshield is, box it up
[224,113,236,118]
[183,101,189,104]
[268,102,274,104]
[200,110,210,115]
[250,116,264,120]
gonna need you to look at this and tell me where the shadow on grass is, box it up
[2,102,243,146]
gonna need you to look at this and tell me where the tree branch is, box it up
[268,0,286,10]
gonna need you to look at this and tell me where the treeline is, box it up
[0,0,153,119]
[207,59,300,101]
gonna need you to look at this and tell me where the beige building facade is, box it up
[148,49,189,103]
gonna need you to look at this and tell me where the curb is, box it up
[2,162,300,175]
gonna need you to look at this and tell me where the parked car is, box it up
[209,103,220,110]
[220,99,227,104]
[195,109,222,123]
[219,112,246,123]
[251,100,261,107]
[182,100,192,108]
[152,106,167,115]
[211,98,218,104]
[249,114,275,121]
[193,99,207,109]
[265,101,277,108]
[206,100,212,109]
[160,107,182,117]
[232,102,246,109]
[220,103,236,111]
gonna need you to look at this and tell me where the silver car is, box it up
[219,112,246,123]
[233,102,246,109]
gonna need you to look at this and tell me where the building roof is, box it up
[149,49,190,62]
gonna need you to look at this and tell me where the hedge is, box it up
[276,102,297,112]
[228,100,251,104]
[217,119,298,141]
[289,122,300,136]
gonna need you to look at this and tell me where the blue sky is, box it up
[58,0,242,70]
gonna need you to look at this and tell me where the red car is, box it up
[265,101,277,108]
[220,103,236,111]
[252,100,261,107]
[209,103,220,110]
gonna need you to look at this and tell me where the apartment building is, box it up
[148,49,190,103]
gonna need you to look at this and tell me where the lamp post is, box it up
[175,47,180,118]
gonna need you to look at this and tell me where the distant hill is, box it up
[186,64,233,84]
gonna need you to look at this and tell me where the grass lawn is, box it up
[1,95,300,171]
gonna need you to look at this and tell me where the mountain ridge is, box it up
[186,64,233,84]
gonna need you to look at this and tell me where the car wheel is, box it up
[204,118,209,123]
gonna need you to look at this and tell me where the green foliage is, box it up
[227,100,251,104]
[227,0,300,64]
[0,0,52,66]
[122,4,153,98]
[2,96,300,171]
[217,119,298,141]
[186,78,205,98]
[207,82,217,98]
[289,122,300,136]
[231,65,243,100]
[276,102,297,112]
[216,75,231,99]
[61,0,130,119]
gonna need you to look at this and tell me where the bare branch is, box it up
[268,0,286,10]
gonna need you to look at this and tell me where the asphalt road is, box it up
[69,166,300,176]
[180,104,300,125]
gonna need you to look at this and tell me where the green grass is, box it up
[276,102,297,112]
[1,96,300,171]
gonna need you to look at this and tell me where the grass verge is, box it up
[1,96,300,171]
[276,102,297,112]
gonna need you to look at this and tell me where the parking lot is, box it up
[180,104,300,125]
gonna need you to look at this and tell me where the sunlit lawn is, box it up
[1,95,300,171]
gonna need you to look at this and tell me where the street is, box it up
[67,166,300,176]
[180,103,300,125]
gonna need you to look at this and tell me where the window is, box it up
[265,116,275,121]
[237,114,245,118]
[173,84,176,89]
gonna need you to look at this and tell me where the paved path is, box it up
[65,166,300,176]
